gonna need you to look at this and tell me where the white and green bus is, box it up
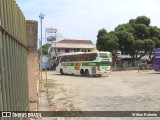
[56,51,112,77]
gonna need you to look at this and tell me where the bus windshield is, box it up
[99,52,112,62]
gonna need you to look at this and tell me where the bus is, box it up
[153,48,160,72]
[56,51,112,77]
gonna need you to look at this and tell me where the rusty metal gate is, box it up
[0,0,29,119]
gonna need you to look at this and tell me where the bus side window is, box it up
[60,57,64,62]
[61,56,67,62]
[56,57,60,64]
[70,55,75,61]
[93,53,97,60]
[82,54,86,61]
[87,54,90,61]
[76,54,79,61]
[79,54,83,61]
[78,54,82,61]
[66,56,70,62]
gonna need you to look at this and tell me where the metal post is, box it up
[39,13,45,92]
[55,33,57,57]
[45,69,48,94]
[40,16,42,62]
[39,13,45,69]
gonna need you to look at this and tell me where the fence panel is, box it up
[0,0,29,119]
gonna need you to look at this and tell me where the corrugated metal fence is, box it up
[0,0,29,119]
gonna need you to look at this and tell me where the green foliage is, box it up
[42,44,49,55]
[96,28,108,51]
[97,28,107,39]
[96,15,160,61]
[143,39,155,51]
[129,19,136,25]
[115,31,134,54]
[134,24,149,39]
[136,16,150,26]
[96,28,119,57]
[152,37,160,48]
[134,40,144,50]
[115,23,135,34]
[105,34,119,52]
[149,26,160,39]
[38,44,49,56]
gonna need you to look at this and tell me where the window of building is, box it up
[88,49,91,52]
[74,49,79,52]
[57,49,60,52]
[82,49,86,52]
[65,49,70,53]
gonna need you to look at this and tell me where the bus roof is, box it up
[57,51,111,57]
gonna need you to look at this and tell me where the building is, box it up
[49,39,96,59]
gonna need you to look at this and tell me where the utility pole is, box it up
[55,33,57,57]
[39,13,45,68]
[39,13,45,91]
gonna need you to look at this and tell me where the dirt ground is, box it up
[43,70,160,120]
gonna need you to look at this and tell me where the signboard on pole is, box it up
[45,28,57,45]
[46,28,57,33]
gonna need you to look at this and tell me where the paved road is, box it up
[45,70,160,120]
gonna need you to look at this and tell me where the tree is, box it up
[136,16,150,26]
[152,37,160,48]
[96,28,108,51]
[96,30,119,66]
[129,19,136,25]
[105,33,119,55]
[143,39,155,60]
[96,29,119,54]
[96,15,160,61]
[134,40,144,60]
[115,23,135,34]
[149,26,160,39]
[115,31,134,55]
[38,44,49,56]
[134,24,149,39]
[114,16,157,60]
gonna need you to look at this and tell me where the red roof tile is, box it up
[58,39,93,44]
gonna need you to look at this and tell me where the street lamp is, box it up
[55,33,57,57]
[39,13,45,68]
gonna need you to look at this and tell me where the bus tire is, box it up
[98,74,102,77]
[85,69,89,77]
[80,69,85,76]
[60,69,64,75]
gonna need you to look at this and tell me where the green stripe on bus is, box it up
[99,62,111,66]
[82,62,111,66]
[62,63,73,66]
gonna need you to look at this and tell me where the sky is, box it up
[16,0,160,44]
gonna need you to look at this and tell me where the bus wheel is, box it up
[80,69,85,76]
[85,69,89,77]
[60,69,64,75]
[98,74,102,77]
